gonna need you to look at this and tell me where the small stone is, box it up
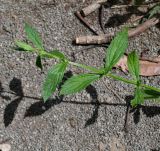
[0,143,11,151]
[68,117,77,128]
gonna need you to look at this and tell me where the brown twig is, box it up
[75,11,99,35]
[111,1,160,9]
[130,15,144,23]
[128,17,159,37]
[111,4,149,9]
[81,0,108,17]
[75,34,114,44]
[75,17,159,45]
[99,5,106,34]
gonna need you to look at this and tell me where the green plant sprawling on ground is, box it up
[15,23,160,107]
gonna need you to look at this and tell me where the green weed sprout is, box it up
[15,23,160,107]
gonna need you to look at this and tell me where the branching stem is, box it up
[69,61,160,93]
[69,61,103,74]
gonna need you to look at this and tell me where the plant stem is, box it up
[141,84,160,93]
[107,73,160,93]
[106,73,136,85]
[69,61,160,93]
[40,51,61,60]
[69,61,103,74]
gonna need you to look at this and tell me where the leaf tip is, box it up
[43,97,48,103]
[131,100,137,108]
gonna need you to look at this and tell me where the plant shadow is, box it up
[124,95,160,132]
[1,71,73,126]
[129,104,160,125]
[123,95,133,132]
[3,78,24,127]
[105,13,132,28]
[84,85,100,127]
[24,96,63,117]
[126,96,160,125]
[103,1,146,28]
[1,76,160,128]
[24,71,73,117]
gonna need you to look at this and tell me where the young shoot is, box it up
[15,23,160,107]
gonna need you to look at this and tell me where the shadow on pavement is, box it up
[0,77,160,128]
[84,85,100,127]
[3,78,24,127]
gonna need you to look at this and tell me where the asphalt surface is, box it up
[0,0,160,151]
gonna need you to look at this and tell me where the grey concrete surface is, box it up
[0,0,160,151]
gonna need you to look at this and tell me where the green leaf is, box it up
[131,87,144,107]
[60,73,100,95]
[36,55,43,70]
[148,4,160,19]
[41,50,65,60]
[15,40,34,52]
[42,62,67,102]
[24,23,43,49]
[127,51,140,81]
[105,28,128,72]
[143,88,160,100]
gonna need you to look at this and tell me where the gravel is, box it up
[0,0,160,151]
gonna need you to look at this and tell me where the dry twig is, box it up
[75,11,99,35]
[75,17,159,45]
[81,0,108,16]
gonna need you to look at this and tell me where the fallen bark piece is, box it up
[81,0,108,16]
[75,17,159,45]
[116,55,160,76]
[140,56,160,63]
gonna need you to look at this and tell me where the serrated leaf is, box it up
[24,23,43,49]
[60,73,100,95]
[148,4,160,19]
[131,87,144,107]
[36,55,43,70]
[42,62,67,102]
[105,28,128,72]
[143,88,160,100]
[15,41,34,52]
[41,50,65,60]
[127,51,140,81]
